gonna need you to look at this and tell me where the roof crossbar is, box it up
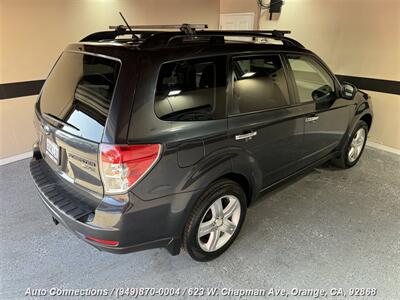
[81,24,208,42]
[80,24,304,48]
[109,24,208,32]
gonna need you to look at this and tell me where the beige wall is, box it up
[220,0,400,150]
[0,96,37,158]
[0,0,220,159]
[258,0,400,80]
[1,0,399,160]
[367,92,400,149]
[257,0,400,149]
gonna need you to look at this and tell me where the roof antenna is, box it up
[119,12,133,32]
[118,12,138,40]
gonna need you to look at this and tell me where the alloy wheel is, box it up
[197,195,241,252]
[348,127,366,163]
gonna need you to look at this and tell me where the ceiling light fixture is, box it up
[168,90,182,96]
[242,72,256,78]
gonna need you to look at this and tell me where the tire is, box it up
[183,179,247,261]
[331,120,368,168]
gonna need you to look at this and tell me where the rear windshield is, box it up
[39,52,120,142]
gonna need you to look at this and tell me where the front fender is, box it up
[349,94,373,135]
[340,93,373,152]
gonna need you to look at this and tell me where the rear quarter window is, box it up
[154,56,227,121]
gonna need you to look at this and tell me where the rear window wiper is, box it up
[42,113,81,132]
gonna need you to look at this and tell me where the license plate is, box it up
[46,138,60,165]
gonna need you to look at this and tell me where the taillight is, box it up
[99,144,161,195]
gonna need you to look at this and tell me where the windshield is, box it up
[39,52,120,142]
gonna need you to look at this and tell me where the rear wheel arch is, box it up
[217,173,252,206]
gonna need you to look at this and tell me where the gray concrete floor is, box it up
[1,147,399,299]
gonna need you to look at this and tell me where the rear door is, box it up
[227,53,305,188]
[285,54,352,165]
[151,55,229,192]
[35,51,121,198]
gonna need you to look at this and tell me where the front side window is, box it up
[287,55,335,103]
[155,57,227,121]
[231,55,290,115]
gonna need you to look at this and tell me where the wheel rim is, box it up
[197,195,241,252]
[348,127,366,163]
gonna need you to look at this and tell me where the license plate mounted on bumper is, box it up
[46,138,60,165]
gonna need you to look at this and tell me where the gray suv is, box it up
[30,25,373,261]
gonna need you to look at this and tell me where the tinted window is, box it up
[288,55,335,103]
[231,55,290,114]
[155,57,227,121]
[40,52,120,142]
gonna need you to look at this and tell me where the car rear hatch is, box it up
[34,50,122,205]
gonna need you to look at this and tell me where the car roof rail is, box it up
[195,30,304,48]
[80,24,304,49]
[141,30,304,49]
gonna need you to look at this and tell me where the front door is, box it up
[285,54,352,166]
[228,54,305,188]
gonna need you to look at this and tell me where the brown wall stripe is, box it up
[335,75,400,95]
[0,80,45,100]
[0,76,399,100]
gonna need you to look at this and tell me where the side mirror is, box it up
[341,82,358,100]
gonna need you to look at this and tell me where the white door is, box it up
[220,13,255,41]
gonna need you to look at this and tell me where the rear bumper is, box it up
[37,187,172,254]
[30,152,201,255]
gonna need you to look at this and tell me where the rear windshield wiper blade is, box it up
[42,113,81,132]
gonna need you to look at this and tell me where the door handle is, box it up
[305,115,319,123]
[235,131,257,140]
